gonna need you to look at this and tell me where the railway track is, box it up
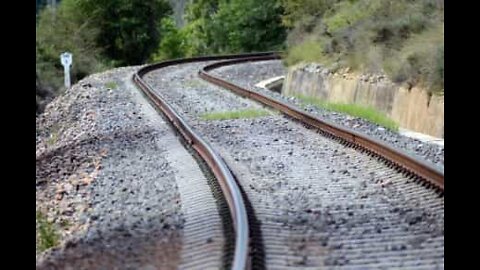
[133,53,444,269]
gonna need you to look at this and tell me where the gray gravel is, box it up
[145,61,444,269]
[211,60,444,170]
[36,58,444,269]
[36,67,225,269]
[36,67,182,269]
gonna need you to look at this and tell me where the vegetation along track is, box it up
[134,53,444,269]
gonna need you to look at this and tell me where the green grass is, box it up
[105,81,118,89]
[284,0,443,93]
[200,109,271,120]
[324,0,382,33]
[46,124,60,146]
[47,132,58,146]
[284,40,328,66]
[185,79,203,88]
[294,94,399,132]
[36,211,59,252]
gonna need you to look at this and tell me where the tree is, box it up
[211,0,286,53]
[181,0,220,56]
[179,0,286,55]
[77,0,172,65]
[36,1,104,91]
[151,17,188,61]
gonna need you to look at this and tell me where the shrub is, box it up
[283,0,444,92]
[179,0,286,56]
[285,39,328,66]
[36,211,59,252]
[383,25,444,91]
[151,17,188,61]
[36,2,106,93]
[76,0,172,65]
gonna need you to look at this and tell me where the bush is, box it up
[77,0,172,65]
[36,2,106,93]
[151,17,188,61]
[283,0,444,92]
[383,25,444,91]
[285,40,327,66]
[36,211,59,252]
[175,0,286,57]
[281,0,337,29]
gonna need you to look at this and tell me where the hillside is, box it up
[283,0,444,93]
[36,0,444,117]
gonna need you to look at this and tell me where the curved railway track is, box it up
[133,53,444,269]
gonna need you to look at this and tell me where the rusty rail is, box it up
[133,52,279,270]
[199,55,444,192]
[133,52,443,270]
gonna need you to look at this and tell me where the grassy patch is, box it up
[47,132,58,146]
[284,40,328,66]
[46,124,60,146]
[294,94,399,132]
[104,81,118,89]
[185,79,203,88]
[201,109,271,120]
[36,211,59,252]
[324,0,382,33]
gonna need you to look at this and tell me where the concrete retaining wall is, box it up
[282,64,444,138]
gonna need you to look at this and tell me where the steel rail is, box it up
[133,52,278,270]
[133,52,444,269]
[199,55,444,192]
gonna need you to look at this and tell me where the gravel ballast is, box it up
[145,61,444,269]
[211,60,444,170]
[35,58,444,269]
[36,67,225,269]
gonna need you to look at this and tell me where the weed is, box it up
[285,40,328,66]
[185,79,203,88]
[294,94,399,132]
[46,124,60,146]
[105,81,118,89]
[36,211,59,252]
[200,109,272,120]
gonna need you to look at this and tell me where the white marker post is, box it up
[60,52,72,88]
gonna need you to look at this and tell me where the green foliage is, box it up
[152,17,188,61]
[77,0,172,65]
[209,0,286,53]
[180,0,218,56]
[294,94,399,131]
[158,0,286,58]
[284,40,327,66]
[36,1,106,92]
[281,0,338,28]
[324,0,382,33]
[201,109,272,120]
[383,25,444,92]
[104,81,118,89]
[36,211,59,252]
[36,0,174,115]
[283,0,444,92]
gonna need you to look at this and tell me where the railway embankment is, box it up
[36,67,225,269]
